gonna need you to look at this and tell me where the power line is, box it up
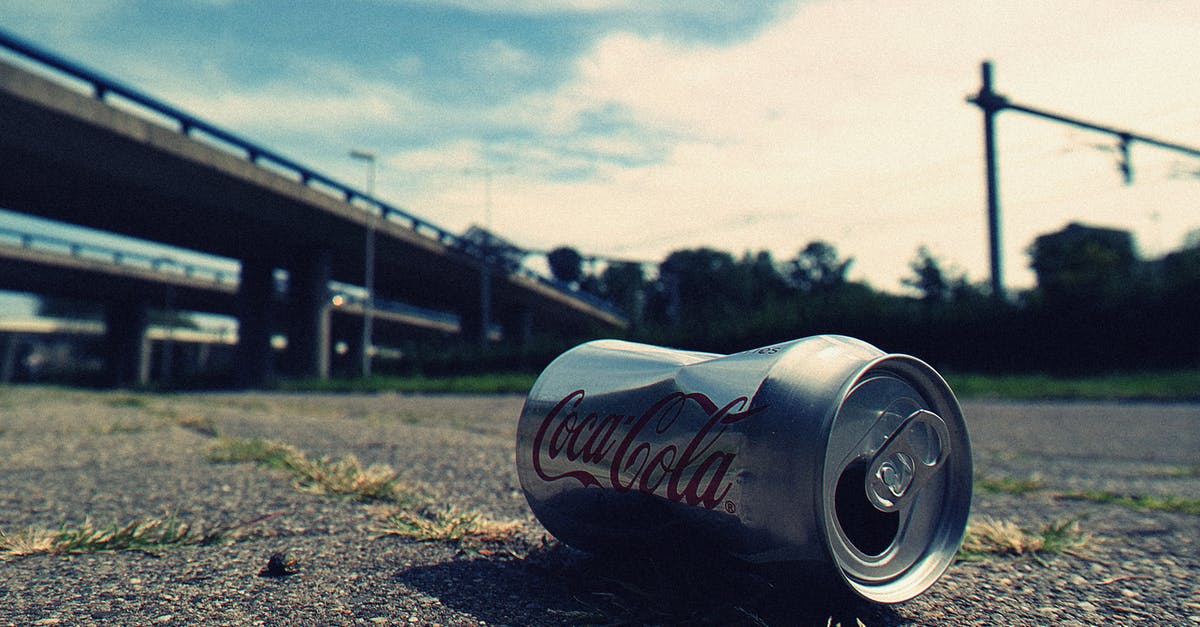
[967,60,1200,300]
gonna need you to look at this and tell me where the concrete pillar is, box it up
[459,266,494,349]
[0,332,18,383]
[285,249,332,379]
[236,258,277,388]
[104,298,149,388]
[459,306,486,348]
[500,307,534,347]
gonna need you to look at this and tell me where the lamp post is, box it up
[350,149,376,377]
[463,167,500,349]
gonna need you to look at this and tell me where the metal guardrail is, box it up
[0,225,237,286]
[330,288,460,328]
[0,27,627,321]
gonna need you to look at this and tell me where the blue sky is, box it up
[2,0,1200,306]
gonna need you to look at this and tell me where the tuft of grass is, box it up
[208,436,296,469]
[374,505,522,553]
[90,419,150,435]
[976,474,1045,495]
[0,515,223,559]
[104,394,150,408]
[208,436,407,502]
[1153,465,1200,479]
[958,516,1089,561]
[1060,490,1200,515]
[284,453,403,501]
[176,414,219,438]
[210,436,521,554]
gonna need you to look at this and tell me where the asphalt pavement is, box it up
[0,388,1196,626]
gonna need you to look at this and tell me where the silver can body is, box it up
[515,335,972,603]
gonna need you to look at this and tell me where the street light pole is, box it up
[350,149,376,377]
[464,167,497,349]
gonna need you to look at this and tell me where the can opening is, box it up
[834,460,899,557]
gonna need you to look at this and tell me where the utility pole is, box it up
[968,61,1200,301]
[350,149,376,377]
[969,61,1006,300]
[464,166,508,350]
[478,168,493,351]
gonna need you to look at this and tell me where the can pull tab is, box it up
[866,409,951,512]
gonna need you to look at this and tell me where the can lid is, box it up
[821,356,972,603]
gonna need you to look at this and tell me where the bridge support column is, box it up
[459,307,487,349]
[1,332,20,383]
[236,258,277,388]
[460,266,496,349]
[104,299,150,387]
[500,307,533,347]
[285,249,332,380]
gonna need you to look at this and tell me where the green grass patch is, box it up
[0,515,223,558]
[945,370,1200,401]
[277,372,537,395]
[958,515,1089,561]
[275,369,1200,399]
[1060,490,1200,515]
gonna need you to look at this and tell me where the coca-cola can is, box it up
[516,335,972,603]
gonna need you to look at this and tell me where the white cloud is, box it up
[483,0,1200,289]
[15,0,1197,293]
[473,39,538,77]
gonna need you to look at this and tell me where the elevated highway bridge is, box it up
[0,29,626,385]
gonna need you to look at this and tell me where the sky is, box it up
[2,0,1199,304]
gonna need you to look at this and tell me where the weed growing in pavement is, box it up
[208,436,404,501]
[957,515,1089,562]
[89,419,151,435]
[1060,490,1200,515]
[975,474,1045,495]
[373,505,522,554]
[1151,464,1200,479]
[176,414,219,437]
[209,436,521,551]
[208,436,295,468]
[285,452,403,500]
[104,394,150,408]
[0,515,224,558]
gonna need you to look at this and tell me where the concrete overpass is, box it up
[0,30,626,385]
[0,225,467,385]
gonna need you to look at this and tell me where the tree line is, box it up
[545,222,1200,374]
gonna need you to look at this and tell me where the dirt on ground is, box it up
[0,387,1197,626]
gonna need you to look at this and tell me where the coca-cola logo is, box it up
[531,389,765,511]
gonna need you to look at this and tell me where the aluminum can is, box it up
[515,335,971,603]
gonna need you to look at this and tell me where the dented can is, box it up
[515,335,972,603]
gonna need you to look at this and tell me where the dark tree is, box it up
[743,250,789,302]
[598,261,646,321]
[904,246,949,305]
[547,246,584,285]
[1027,222,1137,307]
[656,248,743,327]
[788,241,853,294]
